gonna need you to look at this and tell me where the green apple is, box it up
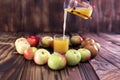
[84,43,98,58]
[70,35,83,45]
[41,36,53,48]
[24,47,37,60]
[65,49,81,66]
[78,48,91,62]
[48,52,67,70]
[34,49,50,65]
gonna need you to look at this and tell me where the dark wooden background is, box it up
[0,0,120,33]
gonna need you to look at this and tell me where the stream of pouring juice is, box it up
[63,10,68,37]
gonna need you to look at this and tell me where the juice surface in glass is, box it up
[54,35,69,54]
[65,7,93,19]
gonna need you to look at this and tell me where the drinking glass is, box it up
[54,35,69,54]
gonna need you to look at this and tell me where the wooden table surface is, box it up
[0,32,120,80]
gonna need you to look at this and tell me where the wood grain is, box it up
[83,33,120,80]
[0,0,120,33]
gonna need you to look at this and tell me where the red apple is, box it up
[24,47,37,60]
[34,48,50,65]
[84,43,98,58]
[48,52,67,70]
[70,35,83,45]
[27,35,39,47]
[41,36,53,48]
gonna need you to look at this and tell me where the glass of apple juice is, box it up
[54,35,69,55]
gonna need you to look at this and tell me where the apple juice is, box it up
[54,35,69,54]
[65,7,93,19]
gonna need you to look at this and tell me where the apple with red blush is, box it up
[34,49,50,65]
[70,35,83,45]
[84,43,98,58]
[48,52,67,70]
[24,47,37,60]
[78,48,91,62]
[41,36,53,48]
[81,37,95,47]
[27,35,39,47]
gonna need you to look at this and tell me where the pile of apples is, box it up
[15,35,100,70]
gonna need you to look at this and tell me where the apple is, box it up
[34,48,50,65]
[15,37,30,54]
[27,35,39,47]
[41,36,53,48]
[15,42,30,54]
[70,35,83,45]
[65,49,81,66]
[85,37,95,43]
[95,42,101,51]
[24,47,37,60]
[48,52,67,70]
[81,41,85,48]
[78,48,91,62]
[81,37,95,47]
[84,43,98,58]
[15,37,29,47]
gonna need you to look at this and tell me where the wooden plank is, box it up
[79,63,99,80]
[0,0,22,32]
[99,33,120,45]
[84,33,120,80]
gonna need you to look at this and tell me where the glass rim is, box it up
[54,34,69,38]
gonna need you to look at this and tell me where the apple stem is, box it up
[42,52,44,54]
[74,52,76,54]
